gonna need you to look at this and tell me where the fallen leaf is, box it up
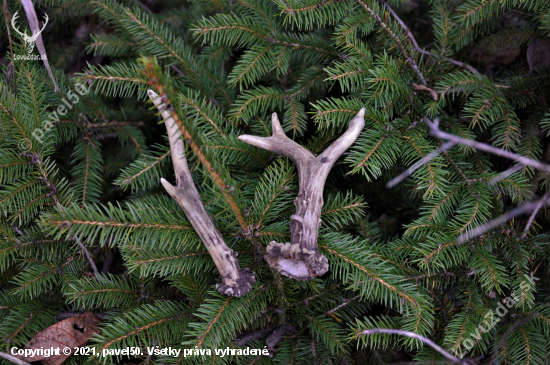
[527,38,550,71]
[13,311,102,365]
[470,45,520,70]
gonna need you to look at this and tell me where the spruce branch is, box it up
[148,90,255,297]
[239,109,365,280]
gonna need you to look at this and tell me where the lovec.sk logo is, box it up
[11,10,48,60]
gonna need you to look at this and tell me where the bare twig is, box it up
[489,164,524,185]
[358,329,474,365]
[1,212,28,239]
[357,0,427,85]
[144,339,158,365]
[522,191,550,238]
[266,324,291,348]
[379,0,479,76]
[325,295,360,314]
[387,140,456,188]
[235,328,271,346]
[425,118,550,172]
[149,90,255,296]
[456,195,550,244]
[19,1,59,91]
[0,352,31,365]
[390,116,550,244]
[239,110,366,280]
[392,356,484,365]
[74,235,99,277]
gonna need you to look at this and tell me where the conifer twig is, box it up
[239,110,365,280]
[148,90,255,297]
[358,329,474,365]
[378,0,479,76]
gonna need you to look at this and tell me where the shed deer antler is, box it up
[239,109,366,280]
[148,90,255,296]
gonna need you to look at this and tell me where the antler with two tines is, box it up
[148,90,255,297]
[239,109,366,280]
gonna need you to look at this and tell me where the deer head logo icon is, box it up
[11,11,48,55]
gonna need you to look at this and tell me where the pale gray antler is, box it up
[238,109,366,280]
[148,90,255,296]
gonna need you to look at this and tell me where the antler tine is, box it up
[238,113,315,176]
[148,91,188,183]
[239,108,366,280]
[319,108,366,166]
[148,90,255,297]
[270,111,285,136]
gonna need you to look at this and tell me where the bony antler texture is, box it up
[239,109,366,280]
[148,90,255,296]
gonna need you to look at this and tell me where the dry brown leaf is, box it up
[13,311,102,365]
[527,38,550,71]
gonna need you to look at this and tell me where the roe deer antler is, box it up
[148,90,255,296]
[239,109,366,280]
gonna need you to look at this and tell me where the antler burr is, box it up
[239,109,366,280]
[148,90,255,296]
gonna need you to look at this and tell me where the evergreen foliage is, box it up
[1,0,550,364]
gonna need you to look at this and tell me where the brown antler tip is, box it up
[216,268,256,297]
[264,241,328,281]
